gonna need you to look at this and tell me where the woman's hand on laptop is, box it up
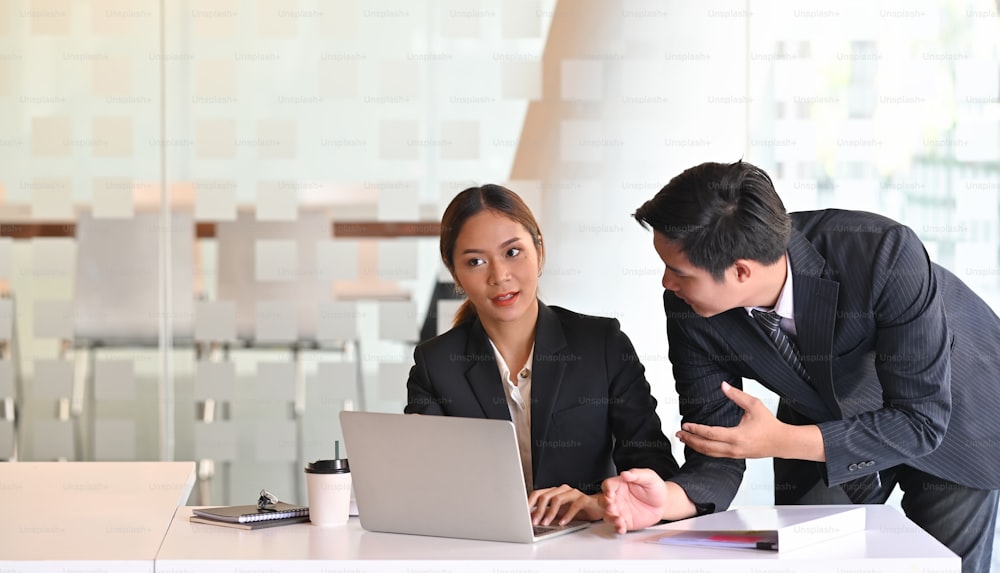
[601,469,669,534]
[528,485,604,526]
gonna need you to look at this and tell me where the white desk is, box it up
[156,504,959,573]
[0,461,195,573]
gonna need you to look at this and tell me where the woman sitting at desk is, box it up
[405,184,679,526]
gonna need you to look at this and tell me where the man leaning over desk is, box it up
[602,160,1000,573]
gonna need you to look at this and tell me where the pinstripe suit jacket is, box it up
[666,209,1000,513]
[404,302,679,495]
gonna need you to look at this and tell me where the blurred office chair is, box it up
[74,212,195,346]
[70,212,195,460]
[192,360,237,505]
[31,357,76,461]
[419,279,464,343]
[0,296,21,461]
[215,210,331,348]
[214,210,363,503]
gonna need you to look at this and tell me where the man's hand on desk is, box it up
[528,485,604,526]
[601,469,669,534]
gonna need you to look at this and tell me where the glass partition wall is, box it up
[1,0,552,505]
[1,3,997,556]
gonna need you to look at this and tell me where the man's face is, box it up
[652,231,743,317]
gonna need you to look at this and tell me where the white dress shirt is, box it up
[746,254,799,340]
[488,339,534,493]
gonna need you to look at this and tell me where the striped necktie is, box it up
[752,309,810,381]
[753,310,881,502]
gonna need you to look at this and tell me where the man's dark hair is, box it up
[634,160,791,281]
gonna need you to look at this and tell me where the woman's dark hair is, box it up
[440,184,544,326]
[634,160,791,281]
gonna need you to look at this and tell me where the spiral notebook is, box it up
[189,513,310,530]
[192,502,309,524]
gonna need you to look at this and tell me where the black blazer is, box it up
[405,302,679,494]
[666,209,1000,512]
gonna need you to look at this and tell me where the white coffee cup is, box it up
[304,459,352,526]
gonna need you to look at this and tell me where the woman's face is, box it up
[451,210,541,330]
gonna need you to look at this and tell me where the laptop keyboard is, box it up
[532,524,563,536]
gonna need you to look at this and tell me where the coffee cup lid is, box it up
[305,458,350,474]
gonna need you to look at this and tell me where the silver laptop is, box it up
[339,411,592,543]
